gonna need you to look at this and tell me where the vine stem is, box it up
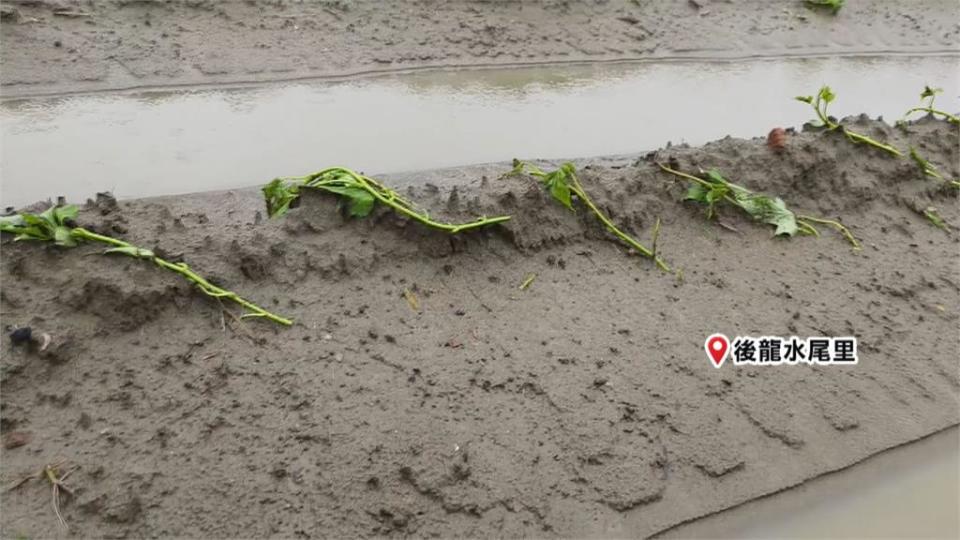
[568,175,671,272]
[299,167,511,233]
[813,92,903,157]
[795,215,861,250]
[903,107,960,125]
[657,163,861,249]
[842,129,903,157]
[513,162,669,272]
[70,228,293,326]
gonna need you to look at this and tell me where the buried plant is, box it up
[0,205,292,326]
[909,147,960,189]
[804,0,844,14]
[657,163,861,249]
[263,167,511,233]
[7,461,75,529]
[922,207,950,232]
[901,86,959,125]
[506,160,670,272]
[795,86,903,157]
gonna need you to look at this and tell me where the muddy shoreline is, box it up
[2,0,959,99]
[1,117,958,537]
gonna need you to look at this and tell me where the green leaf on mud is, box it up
[805,0,844,14]
[687,168,799,236]
[509,158,525,176]
[737,195,799,236]
[54,205,79,224]
[0,214,28,236]
[262,178,301,218]
[684,183,709,203]
[544,171,573,211]
[320,185,376,218]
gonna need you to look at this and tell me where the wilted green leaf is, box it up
[0,214,28,235]
[805,0,844,14]
[54,205,79,224]
[53,226,77,247]
[920,85,942,100]
[819,85,836,104]
[684,183,709,203]
[794,95,814,104]
[320,185,376,218]
[262,178,300,218]
[736,194,799,236]
[705,169,727,184]
[544,171,573,211]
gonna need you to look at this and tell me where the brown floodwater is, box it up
[1,54,958,208]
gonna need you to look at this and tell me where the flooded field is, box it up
[1,51,957,538]
[2,54,957,207]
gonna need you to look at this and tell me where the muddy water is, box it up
[659,427,959,539]
[2,54,958,207]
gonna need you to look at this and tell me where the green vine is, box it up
[658,163,861,249]
[263,167,511,233]
[901,86,959,125]
[0,206,292,326]
[507,160,670,272]
[796,86,903,157]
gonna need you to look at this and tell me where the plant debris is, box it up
[0,205,291,326]
[804,0,844,14]
[263,167,511,233]
[901,85,959,125]
[657,163,861,249]
[923,207,950,231]
[796,85,902,157]
[506,160,670,272]
[7,461,76,529]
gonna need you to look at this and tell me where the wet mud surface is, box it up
[1,118,958,537]
[2,0,959,98]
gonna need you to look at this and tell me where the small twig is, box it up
[222,309,257,342]
[715,220,741,233]
[8,461,75,529]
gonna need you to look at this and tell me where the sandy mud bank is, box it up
[1,116,958,537]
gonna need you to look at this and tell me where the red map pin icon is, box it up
[705,334,729,368]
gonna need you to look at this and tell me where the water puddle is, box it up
[659,427,959,539]
[2,54,958,208]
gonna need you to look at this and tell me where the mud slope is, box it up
[2,0,959,97]
[1,118,958,538]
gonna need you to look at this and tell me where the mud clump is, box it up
[65,278,185,332]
